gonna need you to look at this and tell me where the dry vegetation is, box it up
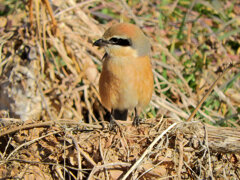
[0,0,240,179]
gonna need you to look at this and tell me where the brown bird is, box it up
[93,23,153,126]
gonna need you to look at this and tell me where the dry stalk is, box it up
[0,120,102,137]
[10,158,85,171]
[78,146,97,167]
[3,131,60,162]
[174,121,240,153]
[186,63,234,122]
[99,138,110,180]
[177,138,184,179]
[87,162,131,180]
[122,122,178,180]
[68,135,83,180]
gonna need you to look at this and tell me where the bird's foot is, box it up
[132,116,143,126]
[109,118,121,131]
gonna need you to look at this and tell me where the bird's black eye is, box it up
[109,37,131,46]
[109,38,118,43]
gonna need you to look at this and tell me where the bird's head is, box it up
[93,23,150,58]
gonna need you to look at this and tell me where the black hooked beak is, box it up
[93,39,110,47]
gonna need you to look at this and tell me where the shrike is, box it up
[93,23,153,127]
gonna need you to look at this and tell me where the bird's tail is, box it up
[112,109,128,120]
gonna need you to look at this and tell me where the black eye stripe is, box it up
[109,37,131,46]
[109,38,118,43]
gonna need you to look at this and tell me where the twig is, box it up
[0,119,102,137]
[55,0,99,17]
[68,135,83,180]
[203,124,213,178]
[36,72,55,121]
[120,0,143,26]
[136,155,167,180]
[4,131,60,162]
[99,138,109,180]
[8,158,87,171]
[184,161,201,179]
[1,137,12,159]
[177,138,184,179]
[122,122,178,180]
[78,146,97,167]
[42,0,58,34]
[152,68,215,122]
[28,0,34,29]
[88,162,131,180]
[186,64,233,122]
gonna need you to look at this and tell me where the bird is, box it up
[93,22,154,127]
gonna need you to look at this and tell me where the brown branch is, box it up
[0,120,102,137]
[28,0,58,35]
[28,0,34,29]
[42,0,58,35]
[174,121,240,153]
[186,63,234,122]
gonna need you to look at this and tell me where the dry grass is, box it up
[0,0,240,179]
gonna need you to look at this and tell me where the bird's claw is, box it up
[132,116,142,126]
[109,118,120,131]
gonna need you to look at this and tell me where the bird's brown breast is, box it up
[99,55,153,111]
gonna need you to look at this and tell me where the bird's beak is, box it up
[93,39,109,47]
